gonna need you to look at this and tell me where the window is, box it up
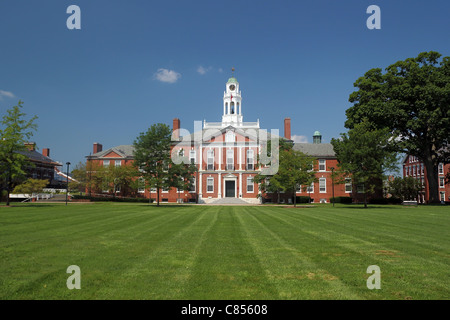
[189,150,196,164]
[319,159,326,171]
[103,160,110,167]
[438,163,444,175]
[421,164,424,175]
[225,131,235,142]
[306,182,314,193]
[207,177,214,193]
[115,184,121,193]
[115,160,121,167]
[319,178,326,193]
[439,177,445,188]
[405,166,409,177]
[345,178,352,193]
[207,150,214,170]
[413,165,416,176]
[138,178,145,193]
[227,149,234,170]
[440,192,446,202]
[189,178,196,192]
[296,184,302,193]
[247,150,254,170]
[247,177,254,193]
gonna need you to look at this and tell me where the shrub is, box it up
[71,195,152,203]
[295,196,312,203]
[330,196,353,204]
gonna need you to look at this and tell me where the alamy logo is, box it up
[66,265,81,289]
[66,5,81,30]
[171,121,279,175]
[366,265,381,289]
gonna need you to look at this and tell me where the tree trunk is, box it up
[156,187,160,206]
[424,156,440,203]
[6,173,11,206]
[294,192,297,207]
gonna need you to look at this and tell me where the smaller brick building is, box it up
[403,155,449,203]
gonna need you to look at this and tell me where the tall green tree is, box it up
[345,51,450,203]
[133,123,173,206]
[254,139,316,206]
[331,119,399,208]
[0,101,38,205]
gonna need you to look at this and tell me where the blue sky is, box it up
[1,0,449,168]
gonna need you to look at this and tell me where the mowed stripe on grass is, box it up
[0,203,449,299]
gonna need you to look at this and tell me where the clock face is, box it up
[229,84,235,91]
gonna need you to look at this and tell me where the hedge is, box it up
[71,195,153,203]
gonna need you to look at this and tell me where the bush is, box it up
[330,196,352,204]
[295,196,312,203]
[71,195,152,203]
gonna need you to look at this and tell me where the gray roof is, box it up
[17,149,62,166]
[293,143,336,158]
[88,145,135,159]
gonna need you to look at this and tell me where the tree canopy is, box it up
[0,101,38,205]
[344,51,450,203]
[331,119,399,208]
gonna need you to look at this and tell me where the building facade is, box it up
[403,155,449,203]
[86,76,352,204]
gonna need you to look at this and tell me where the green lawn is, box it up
[0,203,449,300]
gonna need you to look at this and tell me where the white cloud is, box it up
[197,66,213,75]
[0,90,15,100]
[154,68,181,83]
[291,135,308,143]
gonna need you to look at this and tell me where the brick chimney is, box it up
[173,118,181,140]
[93,142,103,154]
[284,118,291,140]
[42,148,50,157]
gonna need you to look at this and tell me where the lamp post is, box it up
[65,162,71,206]
[330,167,335,207]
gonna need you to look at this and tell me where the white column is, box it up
[239,172,243,198]
[223,101,226,115]
[218,173,222,198]
[219,147,222,171]
[198,173,203,198]
[239,147,242,170]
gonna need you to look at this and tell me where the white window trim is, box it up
[319,178,326,193]
[207,177,214,193]
[189,177,196,193]
[207,150,214,171]
[345,178,352,193]
[115,160,122,167]
[306,182,314,193]
[247,177,254,193]
[103,160,110,167]
[439,177,445,188]
[247,149,254,170]
[227,149,234,170]
[438,163,444,175]
[319,159,326,172]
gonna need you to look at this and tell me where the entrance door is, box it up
[225,181,235,197]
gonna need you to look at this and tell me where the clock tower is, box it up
[222,76,243,126]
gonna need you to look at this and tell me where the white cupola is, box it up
[222,76,243,125]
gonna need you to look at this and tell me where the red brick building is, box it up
[402,155,449,203]
[86,76,353,204]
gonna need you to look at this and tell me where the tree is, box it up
[12,178,48,195]
[388,176,423,201]
[254,139,316,206]
[345,51,450,203]
[331,119,399,208]
[0,101,38,206]
[133,123,173,206]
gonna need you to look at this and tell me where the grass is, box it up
[0,202,449,300]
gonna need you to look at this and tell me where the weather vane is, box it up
[231,67,235,75]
